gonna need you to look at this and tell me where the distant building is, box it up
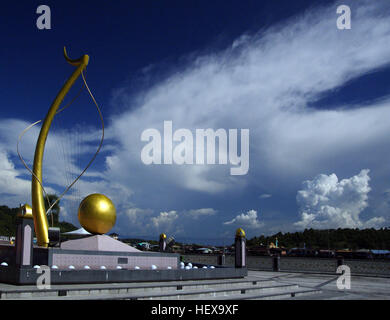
[336,249,353,259]
[0,236,12,245]
[269,242,277,249]
[137,242,151,250]
[196,248,213,254]
[371,250,390,259]
[353,249,373,259]
[171,244,183,253]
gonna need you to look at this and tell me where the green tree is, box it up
[0,203,77,237]
[44,194,60,227]
[246,228,390,251]
[0,206,18,236]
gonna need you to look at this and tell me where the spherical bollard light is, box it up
[193,266,198,269]
[116,266,122,270]
[84,266,91,270]
[151,265,157,270]
[68,265,75,270]
[51,265,58,269]
[134,266,140,270]
[202,266,208,269]
[33,265,40,269]
[1,262,8,267]
[167,266,172,269]
[100,266,106,270]
[209,266,215,269]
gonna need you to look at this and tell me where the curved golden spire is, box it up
[31,47,89,247]
[63,47,89,67]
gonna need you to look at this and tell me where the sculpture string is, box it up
[17,47,104,247]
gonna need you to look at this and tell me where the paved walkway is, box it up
[1,270,389,299]
[248,270,390,299]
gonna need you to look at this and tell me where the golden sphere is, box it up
[78,194,116,235]
[236,228,246,238]
[17,204,33,219]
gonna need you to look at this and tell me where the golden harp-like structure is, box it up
[18,48,104,247]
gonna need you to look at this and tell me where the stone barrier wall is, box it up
[344,259,390,276]
[279,257,337,273]
[182,254,390,276]
[182,254,274,270]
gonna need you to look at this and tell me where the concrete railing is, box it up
[182,254,390,276]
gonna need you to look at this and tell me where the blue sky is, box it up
[1,0,390,244]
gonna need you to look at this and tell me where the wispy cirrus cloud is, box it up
[187,208,217,219]
[106,0,390,197]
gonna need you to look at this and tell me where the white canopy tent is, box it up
[62,227,92,236]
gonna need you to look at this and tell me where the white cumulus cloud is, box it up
[150,210,179,234]
[0,149,32,206]
[125,207,154,225]
[294,169,385,229]
[223,209,264,229]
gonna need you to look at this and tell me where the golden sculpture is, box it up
[31,48,89,247]
[78,194,116,235]
[17,47,105,247]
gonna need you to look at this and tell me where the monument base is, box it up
[0,265,247,285]
[37,235,180,271]
[0,237,247,285]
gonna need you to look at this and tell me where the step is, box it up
[199,288,322,300]
[3,283,299,300]
[12,284,298,300]
[0,278,276,300]
[284,289,350,300]
[141,284,300,301]
[251,288,323,300]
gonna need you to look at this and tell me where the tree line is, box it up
[0,195,77,236]
[247,228,390,250]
